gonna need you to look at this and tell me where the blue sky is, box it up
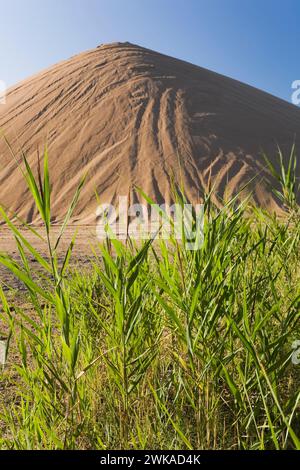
[0,0,299,102]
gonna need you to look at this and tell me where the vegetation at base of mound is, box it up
[0,147,299,450]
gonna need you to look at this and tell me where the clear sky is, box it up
[0,0,299,102]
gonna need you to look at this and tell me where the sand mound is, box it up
[0,42,299,223]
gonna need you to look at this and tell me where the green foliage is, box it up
[0,147,300,449]
[264,144,299,211]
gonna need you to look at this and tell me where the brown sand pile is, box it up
[0,42,299,224]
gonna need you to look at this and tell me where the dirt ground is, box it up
[0,225,98,292]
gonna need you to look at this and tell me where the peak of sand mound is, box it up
[0,42,300,223]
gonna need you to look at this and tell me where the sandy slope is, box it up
[0,42,299,224]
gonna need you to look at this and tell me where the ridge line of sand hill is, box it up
[0,42,299,224]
